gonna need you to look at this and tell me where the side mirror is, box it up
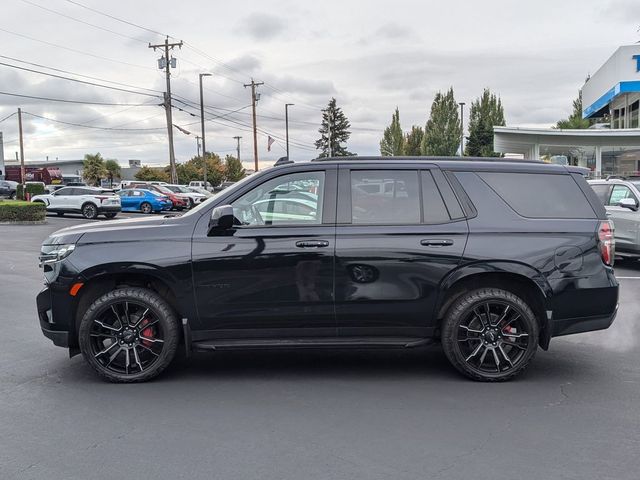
[617,197,638,211]
[208,205,235,234]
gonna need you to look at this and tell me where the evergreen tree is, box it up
[404,126,424,156]
[315,97,354,157]
[379,107,404,156]
[82,152,107,186]
[465,89,506,157]
[556,90,591,129]
[421,88,460,156]
[224,155,245,181]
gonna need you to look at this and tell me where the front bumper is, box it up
[36,286,75,349]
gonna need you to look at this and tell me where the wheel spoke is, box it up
[105,347,122,367]
[496,305,511,326]
[473,307,488,329]
[501,339,527,351]
[124,302,131,328]
[465,342,484,362]
[479,347,489,365]
[484,303,492,326]
[139,336,164,344]
[110,305,123,329]
[133,346,144,372]
[498,344,514,368]
[137,344,159,357]
[504,332,529,339]
[492,347,501,370]
[460,325,483,334]
[94,319,119,332]
[124,348,130,374]
[503,314,521,329]
[94,341,118,358]
[132,308,150,328]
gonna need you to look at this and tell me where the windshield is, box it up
[180,174,255,218]
[164,185,181,193]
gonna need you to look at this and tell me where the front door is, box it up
[191,167,337,340]
[334,166,468,338]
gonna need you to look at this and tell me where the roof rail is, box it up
[310,155,545,164]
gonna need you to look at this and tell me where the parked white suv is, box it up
[31,186,121,219]
[164,184,208,208]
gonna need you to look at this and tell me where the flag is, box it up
[267,136,275,152]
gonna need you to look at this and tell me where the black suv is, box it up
[36,157,618,382]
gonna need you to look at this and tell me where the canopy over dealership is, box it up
[494,44,640,178]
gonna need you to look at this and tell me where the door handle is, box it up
[296,240,330,248]
[421,239,454,247]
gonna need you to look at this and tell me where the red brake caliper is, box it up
[139,318,155,347]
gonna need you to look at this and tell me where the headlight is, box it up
[39,244,76,266]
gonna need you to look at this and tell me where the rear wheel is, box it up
[140,202,152,214]
[82,203,98,219]
[104,212,117,219]
[441,288,538,382]
[78,287,179,383]
[56,212,65,217]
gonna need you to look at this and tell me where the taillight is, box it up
[598,220,615,266]
[95,195,109,204]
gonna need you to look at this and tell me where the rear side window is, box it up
[478,172,595,219]
[351,170,420,224]
[589,184,611,205]
[421,171,451,224]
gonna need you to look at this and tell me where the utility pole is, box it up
[195,136,201,158]
[233,136,242,163]
[18,108,25,184]
[149,37,183,184]
[244,79,263,172]
[459,102,465,156]
[285,103,294,160]
[199,73,212,187]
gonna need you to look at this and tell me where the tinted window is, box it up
[55,188,73,196]
[608,185,637,206]
[232,171,324,226]
[589,184,611,205]
[478,172,595,219]
[351,170,420,224]
[421,171,451,224]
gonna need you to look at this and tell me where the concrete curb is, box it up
[0,220,47,225]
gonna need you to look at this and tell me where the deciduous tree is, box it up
[404,126,424,156]
[421,88,460,156]
[82,153,107,186]
[380,107,404,156]
[465,89,506,157]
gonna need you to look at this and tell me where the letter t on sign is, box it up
[634,55,640,72]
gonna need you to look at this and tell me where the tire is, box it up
[78,287,179,383]
[140,202,152,214]
[441,288,539,382]
[188,198,194,209]
[82,202,98,219]
[56,212,65,217]
[104,212,117,219]
[9,192,16,200]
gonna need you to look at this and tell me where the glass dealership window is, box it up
[630,101,639,129]
[601,146,640,177]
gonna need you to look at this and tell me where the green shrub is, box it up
[0,200,46,222]
[16,183,46,200]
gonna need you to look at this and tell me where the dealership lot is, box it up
[1,215,639,480]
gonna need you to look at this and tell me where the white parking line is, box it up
[616,276,640,279]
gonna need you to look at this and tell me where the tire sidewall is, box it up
[442,288,539,382]
[140,202,152,214]
[82,203,98,219]
[78,288,179,382]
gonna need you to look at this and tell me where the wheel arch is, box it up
[436,262,553,349]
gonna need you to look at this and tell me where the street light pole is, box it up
[199,73,212,187]
[459,102,465,156]
[285,103,294,160]
[233,136,242,163]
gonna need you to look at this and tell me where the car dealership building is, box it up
[494,44,640,178]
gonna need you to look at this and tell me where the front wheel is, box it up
[9,192,16,200]
[82,203,98,219]
[78,287,179,383]
[441,288,539,382]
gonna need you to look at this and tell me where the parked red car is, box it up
[124,183,190,210]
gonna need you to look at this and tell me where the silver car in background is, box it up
[589,178,640,258]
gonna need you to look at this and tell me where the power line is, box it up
[21,0,148,44]
[0,27,154,71]
[0,54,163,96]
[0,91,157,106]
[0,60,161,98]
[23,111,166,131]
[63,0,168,38]
[0,111,17,123]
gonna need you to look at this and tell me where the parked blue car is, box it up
[117,189,172,214]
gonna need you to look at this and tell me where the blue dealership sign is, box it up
[634,55,640,72]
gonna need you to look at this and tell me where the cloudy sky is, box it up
[0,0,639,169]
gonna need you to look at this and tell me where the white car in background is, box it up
[31,186,121,219]
[164,184,208,208]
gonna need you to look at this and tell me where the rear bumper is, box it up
[551,305,618,337]
[97,205,121,213]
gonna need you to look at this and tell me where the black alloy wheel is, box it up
[79,288,178,382]
[442,288,538,382]
[82,203,98,219]
[140,202,153,214]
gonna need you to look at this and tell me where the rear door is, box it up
[334,164,469,338]
[605,183,640,253]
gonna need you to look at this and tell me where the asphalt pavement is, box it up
[1,214,639,480]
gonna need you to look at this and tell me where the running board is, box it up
[192,337,434,352]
